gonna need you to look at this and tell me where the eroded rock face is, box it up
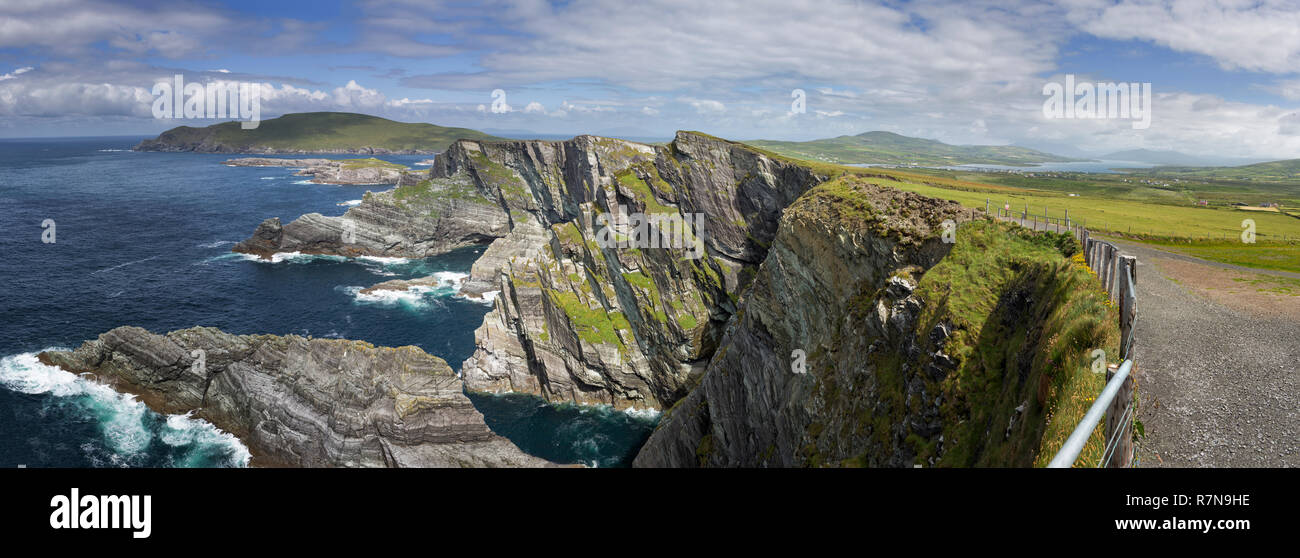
[232,171,511,259]
[38,326,552,468]
[634,179,972,467]
[443,133,827,409]
[234,132,827,410]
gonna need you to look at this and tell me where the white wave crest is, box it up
[239,252,348,264]
[357,255,411,266]
[0,352,250,467]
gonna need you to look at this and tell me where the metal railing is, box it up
[1048,359,1135,467]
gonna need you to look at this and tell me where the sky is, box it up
[2,0,1299,159]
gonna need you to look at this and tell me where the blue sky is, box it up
[2,0,1299,159]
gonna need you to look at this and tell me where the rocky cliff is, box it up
[228,130,1116,467]
[633,189,1117,467]
[236,132,825,409]
[39,326,552,468]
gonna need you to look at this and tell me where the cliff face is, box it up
[443,134,825,409]
[634,177,968,466]
[39,327,552,468]
[634,184,1116,468]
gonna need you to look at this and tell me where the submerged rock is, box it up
[38,326,553,468]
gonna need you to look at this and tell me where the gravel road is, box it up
[1110,240,1300,467]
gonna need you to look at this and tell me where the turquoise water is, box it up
[0,137,657,468]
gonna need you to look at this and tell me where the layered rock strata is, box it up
[39,326,552,468]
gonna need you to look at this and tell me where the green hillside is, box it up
[1135,159,1300,183]
[135,112,503,153]
[747,131,1082,167]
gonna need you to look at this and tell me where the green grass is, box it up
[548,290,629,348]
[337,157,408,170]
[911,222,1116,466]
[391,178,495,209]
[878,179,1300,241]
[614,166,676,215]
[143,112,503,152]
[1145,240,1300,274]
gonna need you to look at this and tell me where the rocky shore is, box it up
[39,326,553,467]
[224,157,410,184]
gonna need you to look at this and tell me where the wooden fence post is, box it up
[1104,363,1136,468]
[1105,254,1138,468]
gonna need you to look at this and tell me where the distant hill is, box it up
[746,131,1082,167]
[134,112,503,154]
[1137,158,1300,183]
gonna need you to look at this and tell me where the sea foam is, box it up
[0,352,250,467]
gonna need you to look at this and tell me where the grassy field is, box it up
[874,178,1300,241]
[338,157,408,170]
[1144,240,1300,274]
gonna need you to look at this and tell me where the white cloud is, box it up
[523,101,545,113]
[681,97,726,114]
[1063,0,1300,74]
[0,66,34,81]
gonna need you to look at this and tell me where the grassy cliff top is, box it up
[141,112,503,152]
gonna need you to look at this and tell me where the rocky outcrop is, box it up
[232,170,511,259]
[38,326,552,468]
[224,157,409,184]
[439,133,827,409]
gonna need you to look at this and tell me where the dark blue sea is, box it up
[0,137,656,468]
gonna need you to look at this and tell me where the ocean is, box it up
[0,137,656,468]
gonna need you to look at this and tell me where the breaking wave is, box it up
[0,352,250,468]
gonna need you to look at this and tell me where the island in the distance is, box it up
[134,111,504,154]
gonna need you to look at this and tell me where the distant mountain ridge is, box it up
[134,112,503,154]
[747,130,1083,166]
